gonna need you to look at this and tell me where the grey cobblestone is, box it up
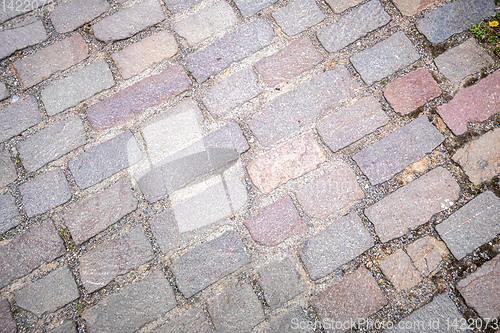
[0,149,17,188]
[47,321,76,333]
[0,96,42,143]
[325,0,363,13]
[0,82,7,100]
[156,307,213,333]
[267,308,310,332]
[0,18,47,60]
[0,298,16,333]
[50,0,110,33]
[0,1,44,24]
[163,0,202,14]
[0,193,20,235]
[234,0,277,17]
[272,0,325,36]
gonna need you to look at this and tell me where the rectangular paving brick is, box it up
[0,96,42,143]
[17,115,86,172]
[0,298,16,333]
[250,67,360,147]
[366,167,460,243]
[247,133,326,193]
[187,20,274,82]
[267,308,310,333]
[62,180,138,244]
[87,65,191,131]
[317,0,390,53]
[41,59,115,116]
[50,0,110,33]
[255,37,323,87]
[233,0,277,17]
[353,116,444,184]
[69,131,143,189]
[392,0,439,16]
[20,169,72,217]
[325,0,363,13]
[79,226,154,293]
[379,249,422,291]
[437,69,500,136]
[417,0,495,44]
[112,32,178,79]
[83,271,176,332]
[92,0,165,42]
[0,1,45,24]
[150,210,182,254]
[350,32,419,85]
[436,191,500,259]
[0,18,47,60]
[272,0,325,36]
[0,149,17,188]
[406,236,446,277]
[0,193,20,235]
[317,96,389,152]
[13,35,89,88]
[0,220,65,288]
[170,231,250,298]
[163,0,202,13]
[156,308,213,333]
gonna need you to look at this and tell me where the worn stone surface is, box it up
[244,196,306,246]
[112,32,178,79]
[187,20,274,82]
[300,214,374,280]
[0,298,16,333]
[317,0,390,53]
[47,321,76,333]
[350,32,420,85]
[156,307,213,333]
[83,271,176,332]
[170,231,250,298]
[41,59,115,115]
[163,0,202,13]
[68,131,143,189]
[325,0,363,13]
[13,35,89,88]
[17,115,86,172]
[87,65,191,131]
[436,191,500,259]
[0,0,46,23]
[0,82,7,100]
[0,220,65,288]
[353,116,444,184]
[272,0,325,36]
[406,236,447,277]
[392,0,438,16]
[149,210,181,254]
[0,150,17,189]
[379,249,422,291]
[0,193,20,235]
[365,167,460,242]
[234,0,277,17]
[50,0,110,33]
[267,308,310,333]
[417,0,496,44]
[207,284,264,333]
[0,96,42,143]
[255,37,323,87]
[437,69,500,136]
[0,18,47,60]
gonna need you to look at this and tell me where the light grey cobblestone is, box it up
[0,18,47,60]
[272,0,325,36]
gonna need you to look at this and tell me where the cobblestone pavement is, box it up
[1,0,500,332]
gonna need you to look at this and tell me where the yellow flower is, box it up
[490,21,499,27]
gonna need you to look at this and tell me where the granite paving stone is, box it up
[47,321,76,333]
[149,210,182,254]
[50,0,110,33]
[41,59,115,116]
[0,82,7,100]
[353,116,444,184]
[325,0,363,13]
[392,0,439,16]
[436,191,500,259]
[365,167,460,242]
[156,308,214,333]
[0,298,16,333]
[0,1,45,24]
[379,249,422,292]
[0,193,21,235]
[437,69,500,136]
[0,220,65,288]
[272,0,325,36]
[0,96,42,143]
[234,0,277,17]
[299,213,374,280]
[163,0,202,13]
[0,18,47,60]
[317,0,390,53]
[350,32,420,85]
[406,236,447,277]
[267,308,310,333]
[0,149,17,188]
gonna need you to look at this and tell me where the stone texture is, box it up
[156,308,213,333]
[365,167,460,242]
[244,196,306,246]
[203,67,262,116]
[267,308,310,333]
[0,193,21,235]
[437,70,500,136]
[41,59,115,116]
[83,271,176,332]
[325,0,363,13]
[15,266,79,317]
[350,32,420,85]
[272,0,325,36]
[92,0,165,42]
[50,0,110,33]
[20,169,72,217]
[300,213,374,280]
[0,149,17,188]
[250,67,360,147]
[173,1,237,46]
[0,0,44,23]
[384,68,442,115]
[353,116,444,184]
[149,210,182,254]
[436,191,500,259]
[163,0,202,13]
[47,321,76,333]
[406,236,447,277]
[392,0,438,16]
[234,0,277,17]
[0,96,42,143]
[435,39,494,85]
[170,231,250,298]
[0,18,47,60]
[0,220,65,288]
[255,37,323,87]
[453,128,500,185]
[17,115,86,172]
[13,35,89,89]
[68,131,143,189]
[62,180,138,244]
[0,298,16,333]
[317,0,390,53]
[317,96,389,152]
[207,284,264,333]
[379,249,422,291]
[248,133,326,193]
[457,255,500,320]
[87,65,191,131]
[417,0,496,44]
[79,227,153,293]
[112,32,178,79]
[187,20,274,82]
[296,163,364,219]
[0,82,7,100]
